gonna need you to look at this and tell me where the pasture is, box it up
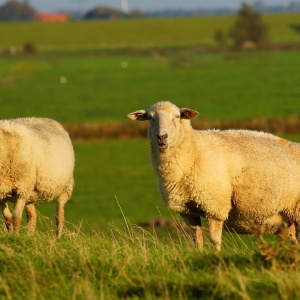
[0,13,300,51]
[1,49,300,233]
[1,51,300,123]
[0,14,300,299]
[0,226,299,299]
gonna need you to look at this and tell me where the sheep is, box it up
[0,117,74,236]
[128,101,300,251]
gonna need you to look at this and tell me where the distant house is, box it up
[35,12,69,22]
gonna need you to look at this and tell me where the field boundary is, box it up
[64,116,300,140]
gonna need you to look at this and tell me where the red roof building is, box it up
[35,13,69,22]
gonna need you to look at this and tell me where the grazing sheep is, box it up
[128,101,300,250]
[0,117,74,236]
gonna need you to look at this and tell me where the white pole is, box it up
[121,0,128,13]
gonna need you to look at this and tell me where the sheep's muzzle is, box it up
[157,134,168,152]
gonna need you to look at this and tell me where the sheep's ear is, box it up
[127,110,149,121]
[180,108,199,120]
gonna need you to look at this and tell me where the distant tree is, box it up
[289,24,300,34]
[230,3,269,48]
[0,0,37,21]
[84,6,126,20]
[214,29,228,48]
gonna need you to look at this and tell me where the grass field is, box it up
[0,13,300,51]
[1,50,300,123]
[0,226,299,299]
[1,15,300,299]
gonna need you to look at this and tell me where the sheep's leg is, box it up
[284,223,297,244]
[207,217,224,251]
[180,213,203,250]
[12,198,26,234]
[193,225,203,250]
[1,201,13,232]
[26,203,37,235]
[56,193,69,237]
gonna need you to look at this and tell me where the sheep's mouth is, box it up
[158,141,168,151]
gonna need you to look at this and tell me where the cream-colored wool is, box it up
[0,117,74,236]
[128,101,300,250]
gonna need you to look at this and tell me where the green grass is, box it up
[0,225,299,300]
[0,50,300,123]
[0,13,300,52]
[264,13,300,44]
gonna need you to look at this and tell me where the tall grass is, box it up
[0,221,299,300]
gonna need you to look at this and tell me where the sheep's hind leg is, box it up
[56,193,69,237]
[180,213,203,250]
[1,201,13,232]
[207,217,224,251]
[26,203,37,235]
[12,198,26,234]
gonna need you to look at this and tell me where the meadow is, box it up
[1,51,300,123]
[2,49,300,232]
[0,225,300,299]
[0,13,300,51]
[0,13,300,299]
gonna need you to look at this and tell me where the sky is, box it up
[0,0,294,12]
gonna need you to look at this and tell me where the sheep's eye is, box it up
[175,115,180,119]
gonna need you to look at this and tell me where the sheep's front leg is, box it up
[1,201,13,232]
[26,203,37,235]
[12,198,26,234]
[180,213,203,250]
[207,217,224,251]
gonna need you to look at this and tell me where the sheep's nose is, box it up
[157,133,168,142]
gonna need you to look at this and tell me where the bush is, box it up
[214,29,229,48]
[230,3,269,49]
[23,41,37,55]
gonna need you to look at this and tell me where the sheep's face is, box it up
[127,101,198,152]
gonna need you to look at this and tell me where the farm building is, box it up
[35,12,69,22]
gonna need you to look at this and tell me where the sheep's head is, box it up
[127,101,198,152]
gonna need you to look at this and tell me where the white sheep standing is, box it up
[128,101,300,251]
[0,117,74,236]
